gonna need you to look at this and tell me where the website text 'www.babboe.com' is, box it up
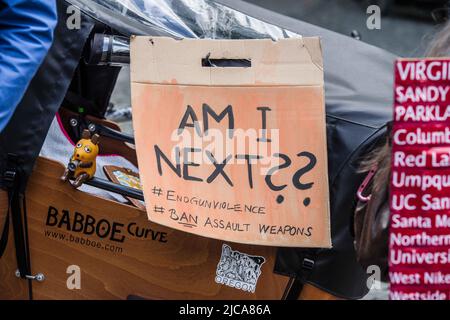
[44,230,123,254]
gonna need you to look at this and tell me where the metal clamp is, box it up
[15,269,45,282]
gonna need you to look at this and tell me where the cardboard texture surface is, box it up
[131,36,330,248]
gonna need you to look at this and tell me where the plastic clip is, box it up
[302,258,315,271]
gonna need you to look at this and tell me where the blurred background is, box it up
[244,0,448,56]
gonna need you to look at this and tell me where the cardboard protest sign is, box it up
[131,36,331,247]
[390,58,450,299]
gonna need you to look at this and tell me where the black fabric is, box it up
[0,1,96,192]
[0,199,10,259]
[0,154,32,298]
[10,190,27,279]
[65,64,121,118]
[63,21,123,118]
[21,192,33,299]
[282,278,303,300]
[281,249,317,300]
[0,154,19,260]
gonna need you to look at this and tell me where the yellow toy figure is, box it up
[61,129,100,188]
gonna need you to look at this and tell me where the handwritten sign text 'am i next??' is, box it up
[390,58,450,300]
[130,36,331,247]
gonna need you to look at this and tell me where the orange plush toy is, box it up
[61,129,100,188]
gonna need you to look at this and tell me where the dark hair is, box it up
[426,22,450,57]
[360,21,450,190]
[359,130,391,193]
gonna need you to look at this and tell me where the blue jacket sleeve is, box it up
[0,0,57,132]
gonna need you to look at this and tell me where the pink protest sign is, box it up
[390,58,450,300]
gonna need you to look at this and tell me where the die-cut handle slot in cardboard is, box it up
[130,37,324,86]
[202,53,252,68]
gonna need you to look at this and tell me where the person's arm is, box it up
[0,0,57,132]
